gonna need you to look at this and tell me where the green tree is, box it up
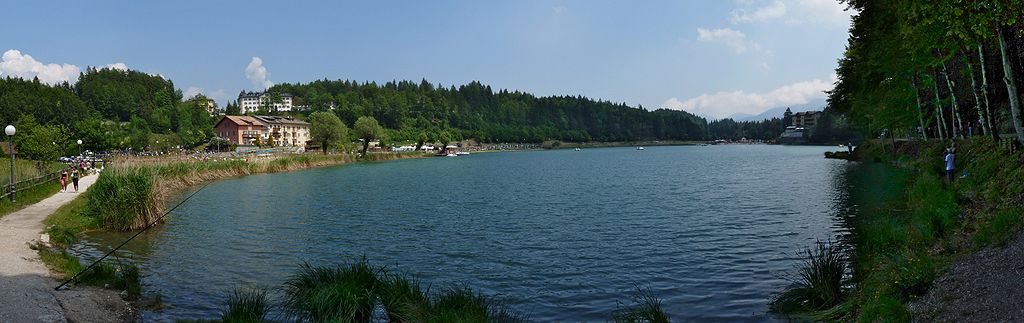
[354,116,384,155]
[308,111,349,154]
[13,115,64,161]
[226,101,242,115]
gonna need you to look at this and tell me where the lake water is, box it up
[77,145,856,321]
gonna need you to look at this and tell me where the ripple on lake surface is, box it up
[77,145,853,321]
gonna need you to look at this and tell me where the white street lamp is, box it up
[77,139,83,158]
[5,125,16,203]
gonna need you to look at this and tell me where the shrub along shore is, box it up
[771,138,1024,321]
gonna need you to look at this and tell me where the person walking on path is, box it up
[59,168,68,192]
[70,168,80,192]
[945,148,956,182]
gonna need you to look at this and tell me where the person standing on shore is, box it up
[944,148,955,182]
[71,168,80,192]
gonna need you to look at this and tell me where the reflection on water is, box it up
[75,145,858,321]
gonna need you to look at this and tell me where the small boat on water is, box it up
[446,153,457,157]
[456,151,470,156]
[636,146,645,150]
[574,148,581,151]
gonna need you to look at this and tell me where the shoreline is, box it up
[28,152,429,322]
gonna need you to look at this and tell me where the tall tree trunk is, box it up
[932,73,948,141]
[912,74,928,140]
[999,27,1024,145]
[965,50,990,136]
[941,59,964,139]
[979,43,996,139]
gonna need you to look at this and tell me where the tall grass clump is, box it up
[221,288,271,323]
[282,261,381,323]
[611,288,670,323]
[379,273,431,322]
[87,166,158,231]
[426,287,525,323]
[770,241,847,314]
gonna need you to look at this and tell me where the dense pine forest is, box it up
[830,1,1024,144]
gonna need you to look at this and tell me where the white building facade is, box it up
[253,115,311,147]
[238,91,295,114]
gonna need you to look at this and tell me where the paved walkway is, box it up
[0,175,97,323]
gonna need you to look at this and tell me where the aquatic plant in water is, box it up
[770,240,847,313]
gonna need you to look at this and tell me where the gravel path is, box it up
[0,174,135,323]
[910,232,1024,322]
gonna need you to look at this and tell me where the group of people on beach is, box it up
[59,160,89,192]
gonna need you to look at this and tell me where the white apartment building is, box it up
[238,91,295,114]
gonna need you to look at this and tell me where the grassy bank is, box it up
[773,138,1024,321]
[0,180,60,218]
[0,159,64,218]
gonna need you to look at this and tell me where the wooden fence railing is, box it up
[0,170,61,201]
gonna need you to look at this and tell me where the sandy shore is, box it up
[0,174,137,322]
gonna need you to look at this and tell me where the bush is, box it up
[770,241,847,313]
[379,273,431,322]
[221,288,270,323]
[282,261,380,323]
[427,287,524,323]
[611,288,670,323]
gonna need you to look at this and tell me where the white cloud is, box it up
[245,56,273,90]
[730,0,852,27]
[730,1,786,23]
[696,27,763,54]
[183,86,204,99]
[0,49,81,85]
[661,78,832,119]
[104,62,129,71]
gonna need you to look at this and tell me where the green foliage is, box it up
[427,287,524,323]
[611,288,670,323]
[271,79,709,143]
[36,246,141,297]
[770,241,848,314]
[0,76,93,127]
[974,207,1023,247]
[221,288,270,323]
[282,261,380,323]
[308,111,349,153]
[86,166,157,231]
[355,116,384,154]
[75,67,180,122]
[379,274,431,322]
[13,114,68,161]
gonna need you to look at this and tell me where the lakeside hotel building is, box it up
[238,91,295,114]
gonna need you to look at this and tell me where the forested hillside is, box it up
[2,68,830,161]
[830,1,1024,143]
[267,80,711,143]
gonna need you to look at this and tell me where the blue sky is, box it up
[0,0,853,119]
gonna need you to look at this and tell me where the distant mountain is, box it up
[728,98,828,122]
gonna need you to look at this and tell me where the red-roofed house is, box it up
[215,116,265,146]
